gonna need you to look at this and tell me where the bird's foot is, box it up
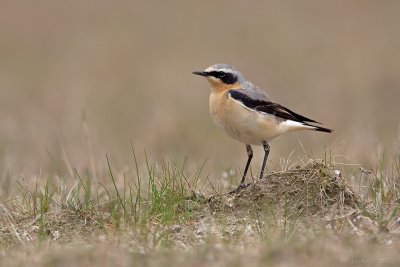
[228,182,250,195]
[259,171,267,180]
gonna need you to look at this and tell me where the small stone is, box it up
[52,230,60,241]
[195,228,204,236]
[171,225,182,233]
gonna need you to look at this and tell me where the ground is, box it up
[1,158,399,267]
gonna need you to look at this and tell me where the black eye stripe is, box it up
[208,71,225,78]
[207,71,237,84]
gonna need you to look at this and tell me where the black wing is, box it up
[229,90,320,123]
[229,90,332,133]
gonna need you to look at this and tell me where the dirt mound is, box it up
[208,160,361,218]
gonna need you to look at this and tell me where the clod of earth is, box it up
[208,161,361,219]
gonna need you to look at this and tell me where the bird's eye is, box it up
[219,72,226,78]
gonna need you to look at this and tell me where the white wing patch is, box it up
[279,120,315,131]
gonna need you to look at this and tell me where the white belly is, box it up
[209,92,283,145]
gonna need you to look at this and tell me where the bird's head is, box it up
[193,64,243,90]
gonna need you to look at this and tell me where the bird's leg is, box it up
[229,144,253,194]
[240,144,253,184]
[259,142,270,179]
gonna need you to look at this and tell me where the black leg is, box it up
[240,144,253,184]
[229,144,253,194]
[259,142,270,179]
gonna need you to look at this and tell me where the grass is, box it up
[1,150,400,266]
[0,149,204,247]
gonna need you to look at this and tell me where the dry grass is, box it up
[1,156,400,266]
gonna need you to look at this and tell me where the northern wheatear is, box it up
[193,64,332,193]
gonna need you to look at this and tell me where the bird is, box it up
[193,63,332,193]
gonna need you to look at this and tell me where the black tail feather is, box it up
[279,105,322,124]
[311,125,333,133]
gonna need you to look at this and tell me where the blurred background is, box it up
[1,0,399,179]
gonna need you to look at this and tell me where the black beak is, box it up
[192,71,209,77]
